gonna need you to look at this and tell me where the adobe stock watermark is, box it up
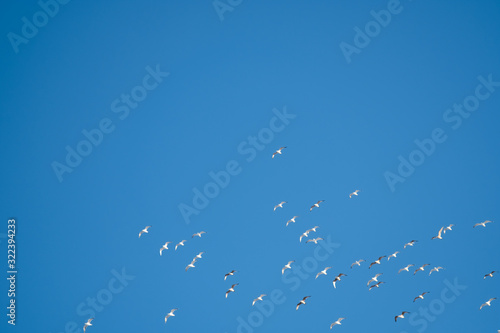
[51,64,169,183]
[213,0,243,21]
[7,0,71,54]
[340,0,413,64]
[52,267,135,333]
[227,235,340,333]
[401,277,467,333]
[178,106,296,225]
[384,74,499,192]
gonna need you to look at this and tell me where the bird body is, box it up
[282,261,294,275]
[165,308,178,323]
[274,201,287,211]
[272,146,287,158]
[192,231,206,238]
[395,311,410,322]
[252,294,267,306]
[414,264,430,275]
[159,242,171,255]
[286,216,299,226]
[138,226,151,238]
[296,296,311,310]
[349,190,360,198]
[175,240,186,250]
[224,270,237,280]
[474,220,493,228]
[330,317,345,329]
[480,298,496,310]
[315,267,332,279]
[350,259,365,269]
[226,284,239,298]
[310,200,325,211]
[83,318,94,332]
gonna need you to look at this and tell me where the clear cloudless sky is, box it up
[1,1,499,332]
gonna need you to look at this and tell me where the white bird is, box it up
[484,271,497,279]
[175,240,186,250]
[388,251,399,261]
[272,146,287,158]
[369,281,385,291]
[444,224,454,233]
[474,220,493,228]
[299,231,310,242]
[369,256,386,269]
[316,267,332,279]
[252,294,267,306]
[164,308,178,323]
[480,298,496,310]
[307,226,320,233]
[367,273,383,286]
[349,190,360,198]
[195,252,204,259]
[286,216,299,226]
[296,296,311,310]
[398,264,415,274]
[404,240,418,248]
[431,227,445,240]
[274,201,287,211]
[413,292,430,302]
[138,226,151,238]
[429,266,444,275]
[306,237,324,244]
[192,231,206,238]
[224,270,237,280]
[350,259,365,269]
[395,311,410,322]
[332,273,347,288]
[185,260,196,271]
[159,242,171,255]
[310,200,325,211]
[83,318,93,332]
[414,264,430,275]
[226,284,239,298]
[330,317,345,329]
[282,261,294,275]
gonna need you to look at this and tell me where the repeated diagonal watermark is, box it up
[178,106,296,225]
[51,64,169,183]
[384,74,499,192]
[213,0,243,22]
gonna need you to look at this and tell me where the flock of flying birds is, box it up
[81,146,497,331]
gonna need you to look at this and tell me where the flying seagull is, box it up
[443,224,454,233]
[296,296,311,310]
[286,216,299,226]
[83,318,94,332]
[480,298,496,310]
[429,266,444,276]
[299,231,310,242]
[398,264,415,274]
[272,146,287,158]
[185,259,197,271]
[175,240,186,250]
[395,311,410,322]
[330,317,345,329]
[431,227,445,240]
[413,292,430,302]
[414,264,430,275]
[159,242,171,255]
[226,284,239,298]
[316,267,332,279]
[484,271,497,279]
[369,281,385,291]
[195,252,204,259]
[282,261,294,275]
[349,190,360,198]
[369,256,386,269]
[224,270,237,280]
[192,231,206,238]
[306,237,324,244]
[474,220,493,228]
[367,273,383,286]
[165,308,178,323]
[138,226,151,238]
[307,226,320,233]
[350,259,365,269]
[388,251,399,261]
[404,240,418,248]
[310,200,325,212]
[274,201,287,211]
[332,273,347,288]
[252,294,267,306]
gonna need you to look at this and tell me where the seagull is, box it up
[195,252,204,259]
[349,190,360,198]
[138,226,151,238]
[413,292,430,302]
[164,308,178,323]
[310,200,325,211]
[83,318,94,332]
[274,201,287,211]
[282,261,294,275]
[350,259,366,269]
[388,251,399,261]
[296,296,311,310]
[414,264,430,275]
[299,231,310,242]
[404,240,418,248]
[474,220,493,228]
[252,294,267,306]
[367,273,383,286]
[444,224,454,233]
[159,242,171,255]
[369,281,385,291]
[369,256,386,269]
[484,271,497,279]
[224,270,237,280]
[330,317,345,329]
[395,311,410,322]
[398,264,415,274]
[480,298,497,310]
[272,146,287,158]
[185,260,197,271]
[332,273,347,288]
[307,226,320,233]
[431,227,445,240]
[286,216,299,226]
[306,237,324,244]
[429,266,444,275]
[175,240,186,250]
[316,267,332,279]
[225,284,239,298]
[192,231,206,238]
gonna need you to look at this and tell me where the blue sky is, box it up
[1,1,499,332]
